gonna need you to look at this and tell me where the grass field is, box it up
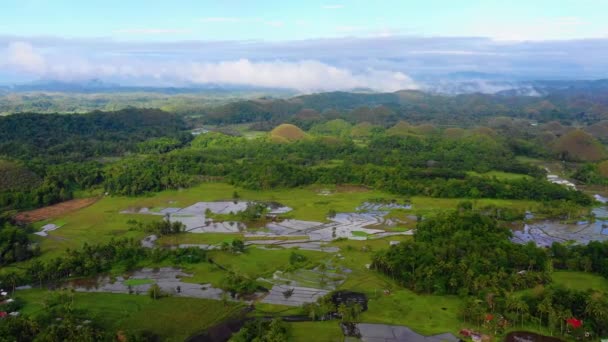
[210,247,327,278]
[467,170,532,180]
[552,270,608,293]
[124,278,155,286]
[16,289,244,342]
[288,321,343,342]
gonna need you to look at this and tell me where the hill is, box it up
[269,124,308,143]
[552,129,607,161]
[0,159,41,191]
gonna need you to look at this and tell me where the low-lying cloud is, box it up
[2,35,608,91]
[0,41,417,91]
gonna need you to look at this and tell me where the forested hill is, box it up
[198,87,608,127]
[0,108,189,162]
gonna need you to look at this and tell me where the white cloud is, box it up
[6,41,46,73]
[0,41,418,92]
[184,59,417,91]
[322,4,344,9]
[112,28,191,35]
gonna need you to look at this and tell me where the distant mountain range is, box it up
[0,79,296,95]
[1,78,608,97]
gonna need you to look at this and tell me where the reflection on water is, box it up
[512,206,608,247]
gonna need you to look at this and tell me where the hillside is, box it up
[269,123,308,142]
[552,129,607,161]
[0,160,41,192]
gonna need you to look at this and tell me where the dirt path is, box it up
[14,197,100,223]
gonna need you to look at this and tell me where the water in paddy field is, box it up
[512,204,608,247]
[126,201,413,242]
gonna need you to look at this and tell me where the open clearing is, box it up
[14,197,99,223]
[16,289,244,342]
[552,270,608,293]
[288,321,343,342]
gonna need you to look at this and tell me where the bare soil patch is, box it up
[14,197,99,223]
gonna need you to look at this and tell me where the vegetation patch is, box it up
[16,289,243,342]
[0,159,41,191]
[123,278,155,286]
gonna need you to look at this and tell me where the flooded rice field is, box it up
[34,223,61,237]
[512,207,608,247]
[125,200,413,242]
[68,267,229,301]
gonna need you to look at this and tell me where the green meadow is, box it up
[16,289,244,342]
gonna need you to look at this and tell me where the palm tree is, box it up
[556,307,572,337]
[2,271,21,292]
[506,294,528,327]
[538,296,553,331]
[585,292,608,335]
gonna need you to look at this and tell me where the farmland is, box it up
[2,95,608,341]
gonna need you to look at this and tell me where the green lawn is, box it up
[288,321,343,342]
[16,289,244,342]
[409,196,537,217]
[552,270,608,293]
[123,278,155,286]
[157,232,244,246]
[209,247,326,278]
[360,289,462,336]
[351,231,370,238]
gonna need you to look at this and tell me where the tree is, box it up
[148,284,163,300]
[231,239,245,253]
[1,271,22,292]
[585,292,608,335]
[27,260,45,287]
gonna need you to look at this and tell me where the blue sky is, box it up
[0,0,607,91]
[2,0,607,41]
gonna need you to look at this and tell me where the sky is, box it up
[1,0,607,91]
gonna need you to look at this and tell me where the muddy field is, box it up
[14,197,99,223]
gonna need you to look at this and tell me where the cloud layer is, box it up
[0,41,417,91]
[1,35,608,91]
